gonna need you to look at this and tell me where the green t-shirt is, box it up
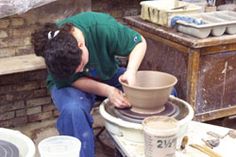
[47,11,142,90]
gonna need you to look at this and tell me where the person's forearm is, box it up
[72,77,115,97]
[126,36,147,72]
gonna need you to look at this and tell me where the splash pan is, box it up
[99,96,194,145]
[0,140,19,157]
[114,101,180,123]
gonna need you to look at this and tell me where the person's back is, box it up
[47,12,143,89]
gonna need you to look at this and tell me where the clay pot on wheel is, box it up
[119,71,177,114]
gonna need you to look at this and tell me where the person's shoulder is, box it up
[78,11,113,19]
[79,12,117,26]
[56,12,97,26]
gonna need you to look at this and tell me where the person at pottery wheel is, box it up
[31,11,146,157]
[31,11,176,157]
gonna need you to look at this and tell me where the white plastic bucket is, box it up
[38,135,81,157]
[0,128,36,157]
[142,116,179,157]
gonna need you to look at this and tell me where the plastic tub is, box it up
[140,0,202,27]
[201,15,226,37]
[38,135,81,157]
[0,128,36,157]
[176,11,236,38]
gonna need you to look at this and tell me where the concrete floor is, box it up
[16,107,116,157]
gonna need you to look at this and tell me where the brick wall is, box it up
[0,0,91,58]
[0,0,90,127]
[0,0,141,58]
[0,70,58,127]
[92,0,141,20]
[0,0,141,127]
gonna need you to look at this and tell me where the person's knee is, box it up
[61,102,94,128]
[63,103,84,115]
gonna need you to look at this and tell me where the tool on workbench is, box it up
[201,138,220,149]
[207,130,236,139]
[207,131,225,139]
[228,130,236,138]
[180,136,189,150]
[189,144,222,157]
[206,0,216,6]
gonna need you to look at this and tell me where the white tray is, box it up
[176,11,236,38]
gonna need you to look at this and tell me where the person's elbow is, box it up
[140,35,147,51]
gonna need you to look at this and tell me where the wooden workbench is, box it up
[124,16,236,122]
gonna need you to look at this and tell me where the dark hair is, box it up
[31,23,82,79]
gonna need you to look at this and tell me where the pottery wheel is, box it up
[114,101,180,123]
[0,140,19,157]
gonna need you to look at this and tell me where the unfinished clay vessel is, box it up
[119,71,177,114]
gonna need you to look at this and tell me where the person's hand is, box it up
[108,87,131,108]
[119,69,136,86]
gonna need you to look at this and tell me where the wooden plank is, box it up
[124,16,236,49]
[200,43,236,55]
[134,27,189,54]
[195,105,236,122]
[124,16,198,48]
[0,54,46,76]
[186,48,200,109]
[194,51,236,116]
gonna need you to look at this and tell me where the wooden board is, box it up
[0,54,46,76]
[124,16,236,49]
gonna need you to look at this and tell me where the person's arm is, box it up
[72,77,130,108]
[120,35,147,85]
